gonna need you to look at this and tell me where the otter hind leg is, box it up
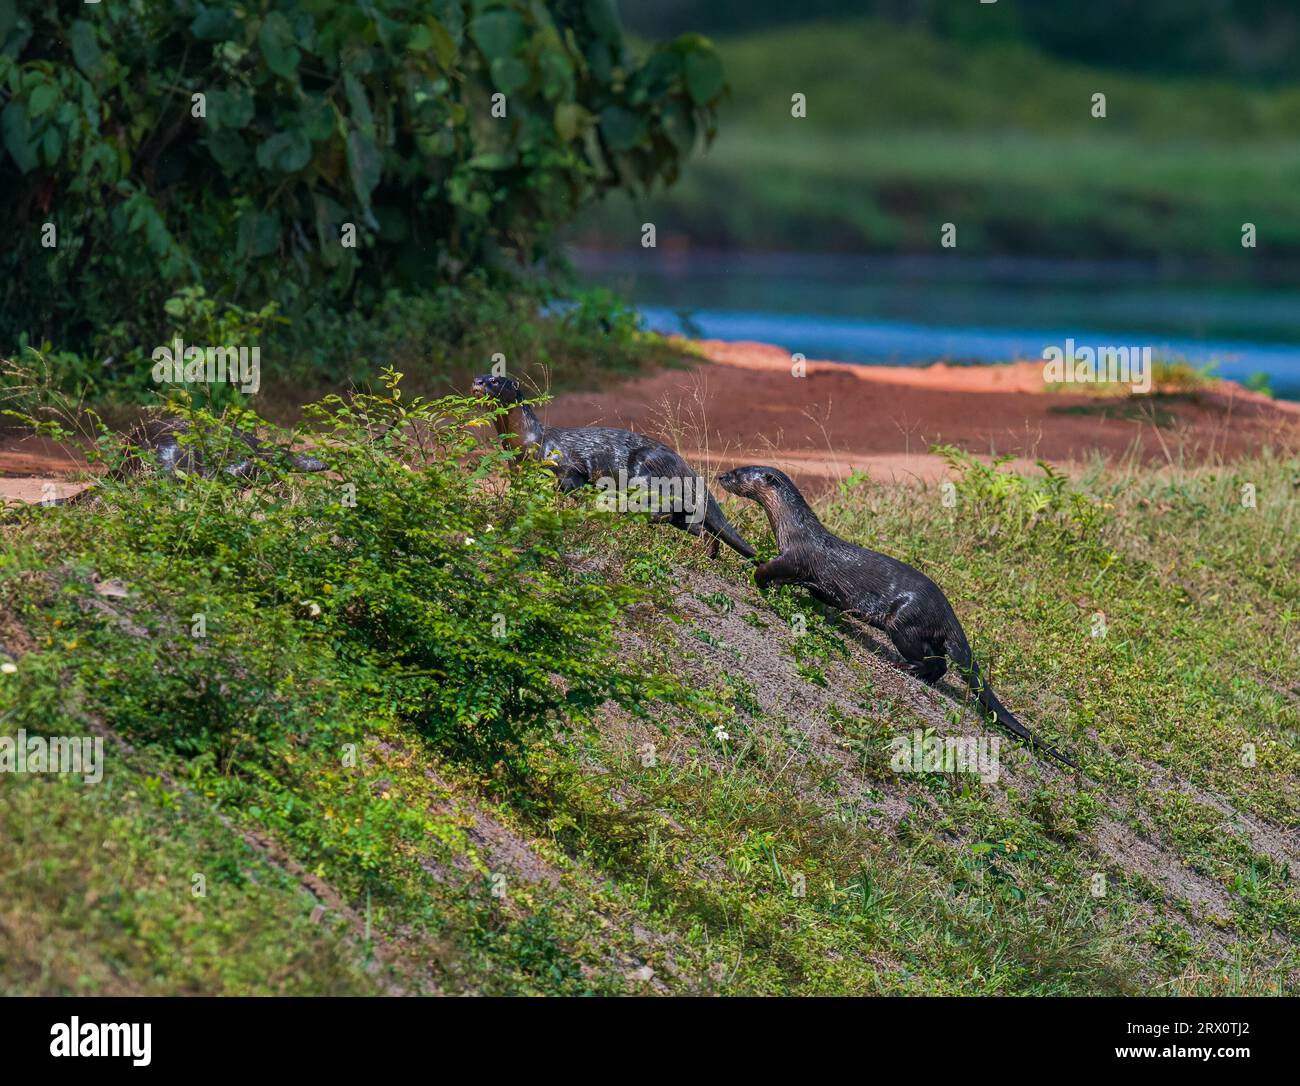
[889,620,950,684]
[556,469,588,493]
[904,653,949,685]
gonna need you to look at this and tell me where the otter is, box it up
[40,418,326,505]
[471,373,755,560]
[718,465,1076,768]
[120,418,327,479]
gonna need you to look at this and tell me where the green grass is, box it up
[0,737,385,995]
[1,385,1296,994]
[579,18,1300,259]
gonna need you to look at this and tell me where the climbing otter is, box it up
[40,417,326,505]
[121,418,327,479]
[471,373,755,560]
[718,465,1076,768]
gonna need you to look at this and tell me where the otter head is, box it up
[719,465,817,545]
[471,373,522,405]
[718,465,796,503]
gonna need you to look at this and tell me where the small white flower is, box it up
[464,537,475,545]
[301,600,322,617]
[712,725,730,743]
[0,661,16,674]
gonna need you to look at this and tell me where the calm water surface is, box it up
[572,251,1300,400]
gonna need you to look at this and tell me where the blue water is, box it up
[636,305,1300,396]
[573,251,1300,400]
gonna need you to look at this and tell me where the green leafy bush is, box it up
[0,1,724,367]
[0,371,693,875]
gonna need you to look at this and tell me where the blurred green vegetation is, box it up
[578,15,1300,262]
[624,0,1300,83]
[1,1,723,387]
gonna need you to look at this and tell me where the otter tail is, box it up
[947,635,1077,768]
[703,492,757,559]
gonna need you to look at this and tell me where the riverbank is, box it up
[3,367,1296,995]
[3,339,1297,504]
[542,339,1300,490]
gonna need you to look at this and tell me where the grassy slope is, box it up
[1,408,1296,995]
[577,18,1300,258]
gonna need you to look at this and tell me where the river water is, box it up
[572,251,1300,400]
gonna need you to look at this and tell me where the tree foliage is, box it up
[0,1,725,360]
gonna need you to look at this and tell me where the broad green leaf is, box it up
[632,50,681,104]
[238,210,281,258]
[586,39,612,84]
[426,18,457,70]
[209,87,254,131]
[27,82,56,117]
[344,72,374,136]
[191,7,240,42]
[68,20,104,79]
[41,123,61,166]
[467,152,514,171]
[416,129,456,158]
[313,192,345,246]
[598,105,643,151]
[468,11,525,60]
[490,56,529,96]
[205,129,249,174]
[538,49,573,100]
[302,97,335,142]
[660,101,696,153]
[346,128,381,205]
[1,100,35,173]
[256,129,313,173]
[259,12,300,80]
[683,48,723,105]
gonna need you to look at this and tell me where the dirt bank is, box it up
[3,340,1297,503]
[542,340,1299,491]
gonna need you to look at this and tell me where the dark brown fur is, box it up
[39,418,326,506]
[719,465,1076,768]
[472,374,755,560]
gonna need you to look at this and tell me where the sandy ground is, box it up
[0,434,95,506]
[3,339,1297,503]
[541,339,1300,491]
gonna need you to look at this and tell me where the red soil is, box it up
[3,339,1296,503]
[540,339,1299,491]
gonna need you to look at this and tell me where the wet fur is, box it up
[719,465,1076,767]
[120,419,326,480]
[472,374,755,560]
[44,418,326,505]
